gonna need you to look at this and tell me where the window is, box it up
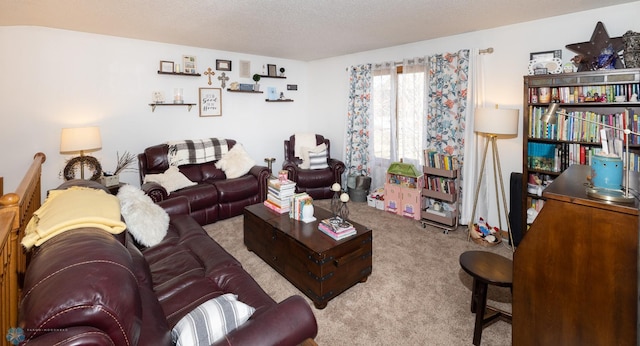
[372,64,426,166]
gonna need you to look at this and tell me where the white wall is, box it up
[1,2,639,225]
[0,27,311,195]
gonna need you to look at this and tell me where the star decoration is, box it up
[566,21,624,70]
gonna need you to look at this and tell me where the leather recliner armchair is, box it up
[282,134,345,199]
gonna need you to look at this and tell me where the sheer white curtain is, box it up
[369,61,397,190]
[398,57,428,169]
[369,58,428,190]
[460,49,488,225]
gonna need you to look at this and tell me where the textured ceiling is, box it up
[0,0,636,61]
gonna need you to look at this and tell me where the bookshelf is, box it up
[522,68,640,234]
[420,151,459,233]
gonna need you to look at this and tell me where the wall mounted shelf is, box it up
[157,71,201,77]
[227,89,263,93]
[265,99,293,102]
[149,103,196,112]
[258,75,286,79]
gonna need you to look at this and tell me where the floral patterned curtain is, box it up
[344,64,372,183]
[426,50,473,221]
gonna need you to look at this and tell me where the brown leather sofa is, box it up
[19,182,318,345]
[138,139,270,225]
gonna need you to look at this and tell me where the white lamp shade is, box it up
[474,107,519,136]
[60,126,102,153]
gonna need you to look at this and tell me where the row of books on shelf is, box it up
[424,176,456,195]
[423,150,458,170]
[528,107,639,144]
[527,83,640,104]
[317,218,356,240]
[528,142,640,172]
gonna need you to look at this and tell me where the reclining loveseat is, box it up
[138,139,270,225]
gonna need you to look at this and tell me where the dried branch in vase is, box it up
[113,151,136,175]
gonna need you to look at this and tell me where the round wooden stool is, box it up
[459,250,513,346]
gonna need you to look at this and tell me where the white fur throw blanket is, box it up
[167,138,228,166]
[117,185,169,247]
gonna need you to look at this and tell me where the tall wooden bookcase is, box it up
[521,68,640,234]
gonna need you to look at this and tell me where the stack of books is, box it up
[318,218,357,240]
[264,178,296,213]
[289,192,312,220]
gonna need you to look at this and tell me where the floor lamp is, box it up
[468,106,519,251]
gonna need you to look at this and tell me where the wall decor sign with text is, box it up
[199,88,222,117]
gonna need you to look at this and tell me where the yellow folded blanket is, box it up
[22,186,126,250]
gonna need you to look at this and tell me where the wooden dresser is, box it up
[513,165,639,345]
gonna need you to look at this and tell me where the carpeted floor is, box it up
[204,200,513,346]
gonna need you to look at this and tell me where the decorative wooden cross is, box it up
[218,72,229,88]
[204,67,215,85]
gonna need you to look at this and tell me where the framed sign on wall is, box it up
[199,88,222,117]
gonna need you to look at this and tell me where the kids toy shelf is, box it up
[383,162,423,221]
[421,166,459,233]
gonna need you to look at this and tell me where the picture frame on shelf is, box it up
[239,60,251,78]
[199,87,222,117]
[216,59,232,71]
[267,64,277,77]
[529,50,562,61]
[183,55,197,74]
[267,87,278,101]
[160,60,174,73]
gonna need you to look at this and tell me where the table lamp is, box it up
[468,106,519,250]
[60,126,102,180]
[542,102,639,203]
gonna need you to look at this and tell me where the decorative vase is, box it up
[302,203,315,222]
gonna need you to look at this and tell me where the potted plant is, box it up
[279,67,285,77]
[252,74,261,91]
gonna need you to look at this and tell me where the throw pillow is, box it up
[143,166,196,194]
[215,143,256,179]
[117,185,169,247]
[171,293,255,346]
[299,143,328,170]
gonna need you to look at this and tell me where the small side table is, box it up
[459,250,513,346]
[104,182,126,195]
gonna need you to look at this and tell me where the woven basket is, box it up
[470,224,502,247]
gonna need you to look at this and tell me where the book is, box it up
[268,178,296,190]
[289,192,312,220]
[319,218,355,234]
[268,186,295,198]
[264,199,289,214]
[318,222,357,240]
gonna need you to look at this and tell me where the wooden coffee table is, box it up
[244,203,373,309]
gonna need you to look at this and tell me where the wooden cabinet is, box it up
[513,165,639,345]
[420,166,459,232]
[384,162,423,220]
[521,69,640,234]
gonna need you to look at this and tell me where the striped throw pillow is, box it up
[171,293,255,346]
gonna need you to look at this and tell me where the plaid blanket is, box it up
[167,138,228,166]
